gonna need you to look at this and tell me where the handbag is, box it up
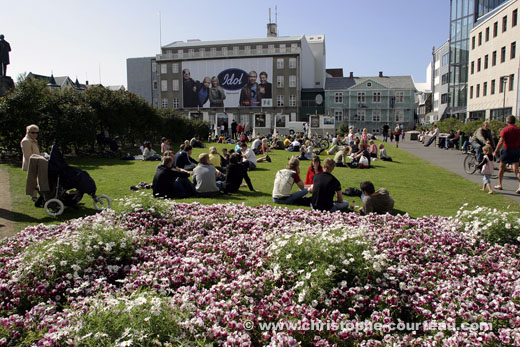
[359,156,369,168]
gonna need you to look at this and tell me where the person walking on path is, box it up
[493,115,520,193]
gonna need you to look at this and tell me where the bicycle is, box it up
[310,135,329,150]
[463,147,478,174]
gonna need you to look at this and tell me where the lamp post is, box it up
[502,76,508,122]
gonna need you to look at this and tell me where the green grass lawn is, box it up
[4,142,520,233]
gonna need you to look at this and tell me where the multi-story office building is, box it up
[324,72,416,133]
[467,0,519,120]
[127,57,158,108]
[431,41,450,122]
[448,0,508,119]
[153,27,325,130]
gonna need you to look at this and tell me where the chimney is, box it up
[349,72,354,78]
[267,8,278,37]
[379,71,383,77]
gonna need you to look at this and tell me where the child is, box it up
[368,140,378,159]
[478,145,494,194]
[379,143,392,161]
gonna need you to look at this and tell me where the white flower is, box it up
[505,223,512,230]
[286,254,292,259]
[311,300,318,307]
[118,340,133,347]
[305,272,312,280]
[325,269,333,276]
[60,261,67,267]
[150,305,161,316]
[135,297,147,305]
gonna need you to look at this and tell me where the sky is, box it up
[3,0,450,87]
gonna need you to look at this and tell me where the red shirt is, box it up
[305,165,323,185]
[499,124,520,149]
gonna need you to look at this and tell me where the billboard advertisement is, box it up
[182,58,273,109]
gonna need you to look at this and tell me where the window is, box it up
[279,44,286,53]
[334,109,343,122]
[367,82,372,87]
[476,84,480,98]
[357,109,366,121]
[477,58,481,72]
[372,109,381,122]
[222,47,228,56]
[494,21,498,37]
[511,42,516,59]
[334,92,343,103]
[244,46,251,54]
[233,46,239,55]
[210,48,216,57]
[166,50,172,54]
[172,80,179,91]
[501,46,506,63]
[277,58,284,69]
[199,48,205,57]
[188,49,194,57]
[472,36,476,49]
[357,92,366,103]
[289,58,297,69]
[289,95,297,107]
[513,9,518,27]
[152,62,157,72]
[161,98,168,108]
[277,95,284,107]
[491,79,496,94]
[291,43,298,52]
[484,55,489,69]
[478,32,482,46]
[499,76,506,93]
[471,61,475,74]
[470,86,474,99]
[395,109,404,122]
[483,82,487,96]
[441,93,449,104]
[160,64,167,74]
[510,74,515,91]
[289,75,296,88]
[373,92,381,103]
[153,81,157,89]
[395,91,404,103]
[486,27,490,41]
[178,50,183,58]
[442,53,449,66]
[492,51,497,66]
[173,98,179,109]
[277,76,284,88]
[161,80,167,91]
[172,63,179,73]
[268,44,275,53]
[503,15,508,32]
[442,73,449,84]
[256,45,263,54]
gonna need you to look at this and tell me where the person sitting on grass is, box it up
[368,140,378,159]
[174,145,198,170]
[192,153,223,198]
[220,148,230,168]
[143,141,161,161]
[310,158,349,212]
[379,143,392,161]
[223,153,258,194]
[351,143,371,168]
[208,146,223,170]
[260,138,270,154]
[305,156,323,186]
[152,155,193,199]
[334,146,351,167]
[283,136,291,149]
[359,181,394,215]
[190,135,205,148]
[240,142,271,170]
[160,137,171,155]
[272,157,309,205]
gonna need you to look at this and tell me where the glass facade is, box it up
[448,0,508,119]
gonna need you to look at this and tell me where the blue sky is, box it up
[3,0,450,86]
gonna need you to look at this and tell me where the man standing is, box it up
[471,121,495,162]
[493,115,520,193]
[311,158,349,212]
[382,124,389,142]
[239,71,260,106]
[231,119,238,139]
[0,35,11,76]
[272,157,309,205]
[182,69,198,108]
[359,181,394,214]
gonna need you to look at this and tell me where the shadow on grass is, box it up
[0,205,100,225]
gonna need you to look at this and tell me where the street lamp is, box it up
[502,76,508,122]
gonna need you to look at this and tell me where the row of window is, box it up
[471,8,518,50]
[333,109,405,123]
[333,91,405,104]
[160,95,298,109]
[164,43,300,57]
[157,58,298,75]
[158,76,298,91]
[470,41,517,74]
[469,73,515,98]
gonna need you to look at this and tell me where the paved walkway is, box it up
[398,139,520,204]
[0,166,14,240]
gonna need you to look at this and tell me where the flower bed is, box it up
[1,193,520,346]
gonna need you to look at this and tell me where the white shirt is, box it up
[252,139,261,151]
[242,148,257,165]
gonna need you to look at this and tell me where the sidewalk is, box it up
[397,139,520,204]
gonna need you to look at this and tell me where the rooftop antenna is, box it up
[158,11,162,50]
[269,7,271,23]
[275,5,278,36]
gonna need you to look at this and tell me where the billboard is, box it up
[182,58,273,109]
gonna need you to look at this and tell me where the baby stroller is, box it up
[42,146,112,216]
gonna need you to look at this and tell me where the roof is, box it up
[325,76,416,90]
[106,85,126,91]
[163,35,304,48]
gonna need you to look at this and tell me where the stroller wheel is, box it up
[44,199,65,216]
[93,194,112,211]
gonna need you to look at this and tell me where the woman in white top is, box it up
[20,124,41,171]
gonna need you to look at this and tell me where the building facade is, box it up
[325,73,416,133]
[467,0,519,120]
[153,31,325,130]
[127,57,158,107]
[432,41,450,122]
[448,0,509,119]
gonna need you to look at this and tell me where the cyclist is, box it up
[471,122,495,163]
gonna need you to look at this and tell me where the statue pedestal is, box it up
[0,76,14,97]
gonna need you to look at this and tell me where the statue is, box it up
[0,34,11,77]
